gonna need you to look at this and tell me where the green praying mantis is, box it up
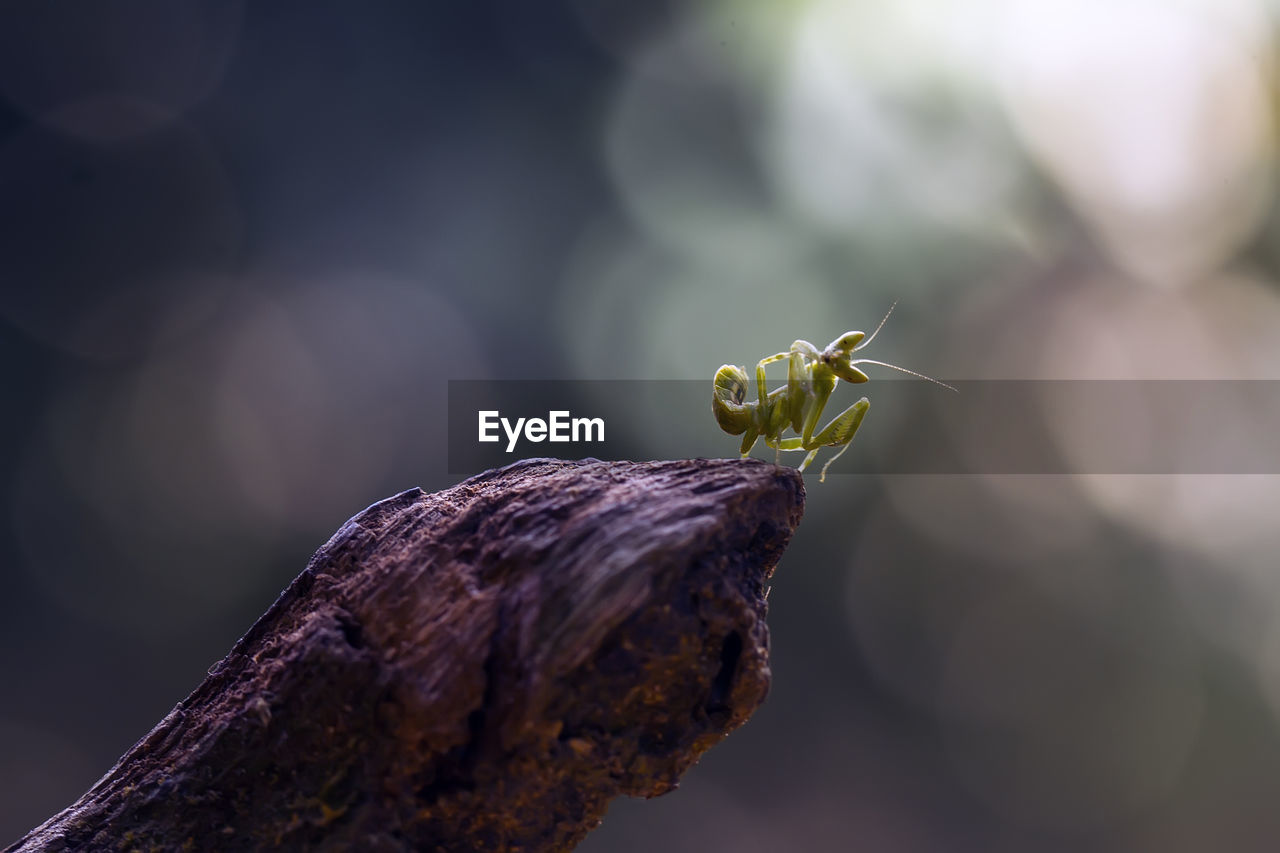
[712,304,956,482]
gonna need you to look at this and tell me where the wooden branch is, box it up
[7,458,804,852]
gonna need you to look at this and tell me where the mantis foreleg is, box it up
[773,397,870,481]
[754,352,790,402]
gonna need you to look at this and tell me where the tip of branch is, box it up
[11,458,805,853]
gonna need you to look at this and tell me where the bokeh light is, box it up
[10,273,483,638]
[0,0,244,140]
[997,0,1275,285]
[0,121,240,359]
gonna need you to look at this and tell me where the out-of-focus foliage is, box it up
[4,1,1280,849]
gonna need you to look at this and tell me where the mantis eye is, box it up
[832,361,870,383]
[833,331,865,354]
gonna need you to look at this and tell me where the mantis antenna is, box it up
[852,302,958,392]
[848,358,958,392]
[853,301,898,352]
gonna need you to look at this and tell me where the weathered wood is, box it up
[7,458,804,852]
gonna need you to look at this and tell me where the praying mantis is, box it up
[712,305,955,482]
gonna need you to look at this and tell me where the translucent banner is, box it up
[447,380,1280,477]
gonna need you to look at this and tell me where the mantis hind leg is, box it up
[769,439,824,475]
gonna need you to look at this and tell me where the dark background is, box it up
[5,2,1280,850]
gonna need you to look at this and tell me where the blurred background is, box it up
[3,0,1280,849]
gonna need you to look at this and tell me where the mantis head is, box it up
[824,331,871,383]
[822,305,957,390]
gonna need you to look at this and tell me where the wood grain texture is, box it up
[6,458,804,852]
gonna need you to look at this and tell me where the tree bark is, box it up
[7,458,804,852]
